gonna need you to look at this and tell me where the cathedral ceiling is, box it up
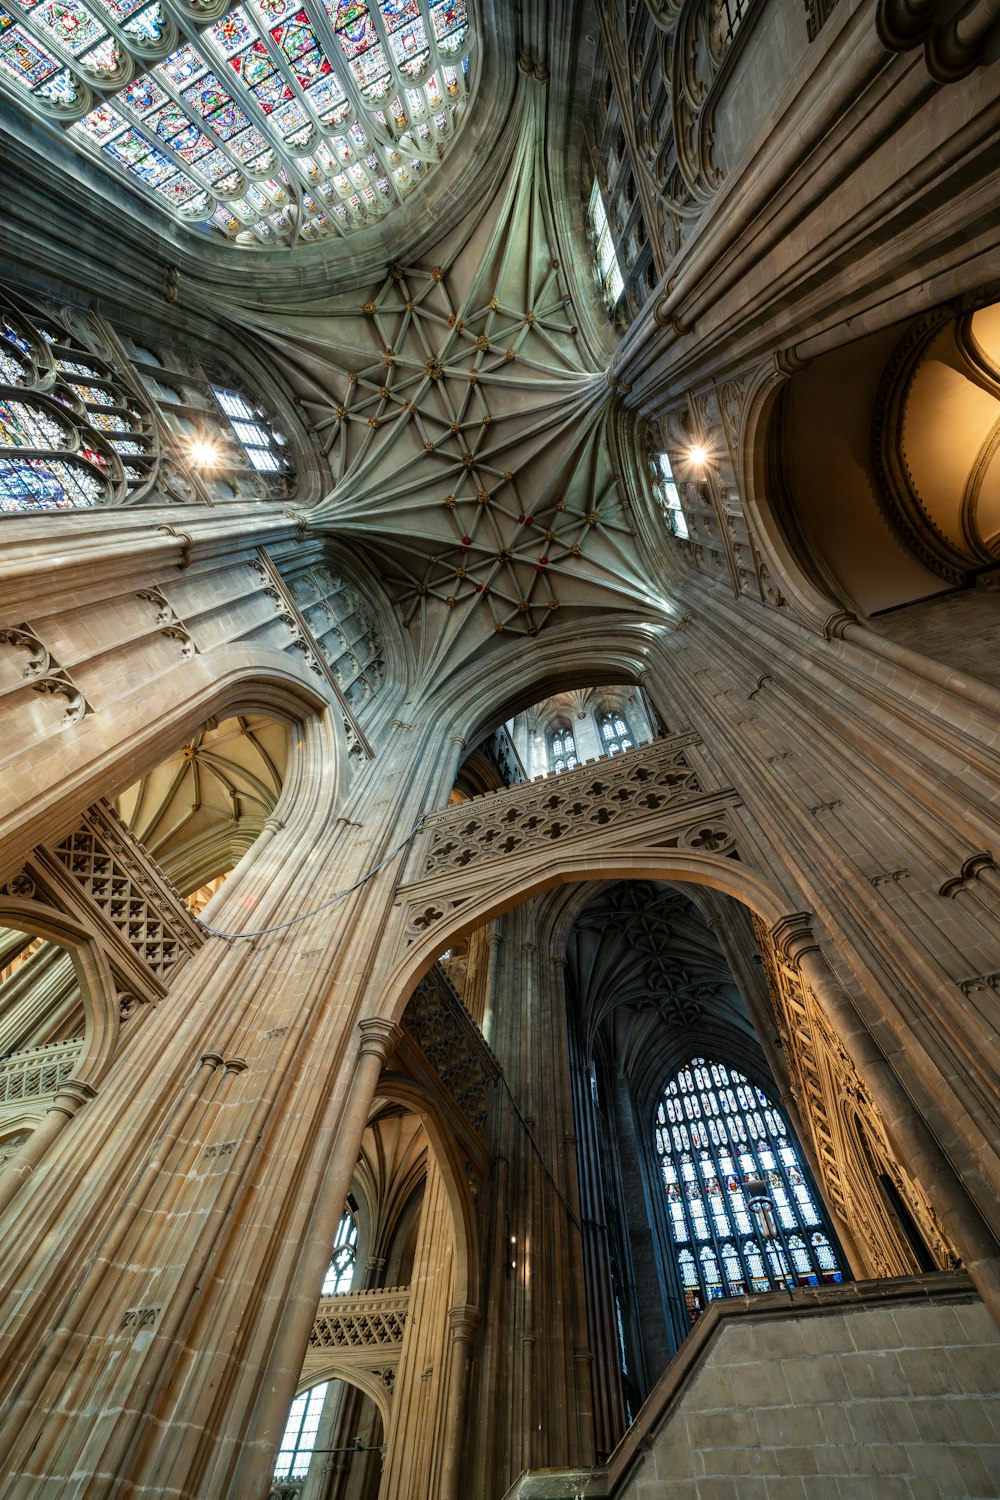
[224,85,664,669]
[115,712,288,895]
[567,880,754,1092]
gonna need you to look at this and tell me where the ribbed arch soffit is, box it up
[872,300,1000,584]
[115,712,289,896]
[565,880,758,1088]
[218,80,666,674]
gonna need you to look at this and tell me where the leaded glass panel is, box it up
[598,709,633,756]
[656,1056,844,1326]
[550,724,578,776]
[0,0,476,246]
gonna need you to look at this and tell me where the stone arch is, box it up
[1,650,339,879]
[0,895,118,1086]
[375,846,793,1032]
[371,1074,480,1309]
[293,1367,392,1435]
[739,360,843,624]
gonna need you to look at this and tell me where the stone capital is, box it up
[357,1016,402,1063]
[769,912,819,966]
[447,1304,480,1344]
[48,1079,98,1118]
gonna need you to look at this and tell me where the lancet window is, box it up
[588,178,624,307]
[655,452,688,539]
[598,709,633,756]
[274,1380,329,1481]
[550,724,578,775]
[321,1206,358,1293]
[655,1057,843,1326]
[0,290,156,513]
[0,0,475,247]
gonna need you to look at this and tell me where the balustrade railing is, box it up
[309,1285,411,1353]
[0,1037,82,1103]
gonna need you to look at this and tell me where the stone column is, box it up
[0,1078,96,1215]
[439,1304,480,1500]
[231,1016,401,1499]
[774,913,1000,1322]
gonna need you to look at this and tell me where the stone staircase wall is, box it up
[503,1275,1000,1500]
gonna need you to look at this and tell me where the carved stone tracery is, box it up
[753,916,957,1277]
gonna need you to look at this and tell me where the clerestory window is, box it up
[654,451,688,539]
[598,710,633,756]
[655,1057,843,1327]
[588,179,624,308]
[212,383,287,473]
[550,724,578,775]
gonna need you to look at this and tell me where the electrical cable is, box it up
[201,813,430,941]
[499,1070,583,1235]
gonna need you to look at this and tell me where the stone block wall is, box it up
[503,1277,1000,1500]
[872,590,1000,690]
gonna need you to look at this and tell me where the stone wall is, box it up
[872,591,1000,691]
[503,1276,1000,1499]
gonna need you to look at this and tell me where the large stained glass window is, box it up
[0,0,475,247]
[655,1057,843,1326]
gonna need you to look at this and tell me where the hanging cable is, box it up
[499,1070,583,1235]
[201,813,430,941]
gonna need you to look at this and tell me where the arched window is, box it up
[549,724,578,775]
[0,294,156,512]
[0,0,475,248]
[274,1380,329,1481]
[588,179,624,307]
[654,451,688,539]
[598,710,633,755]
[654,1056,843,1327]
[322,1205,358,1294]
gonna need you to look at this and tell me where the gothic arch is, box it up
[371,1074,480,1309]
[375,845,792,1029]
[1,650,339,873]
[292,1368,391,1438]
[0,896,118,1084]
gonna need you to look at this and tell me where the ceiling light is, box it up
[688,444,708,466]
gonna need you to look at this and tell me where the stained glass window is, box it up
[598,710,633,756]
[655,1057,843,1327]
[550,724,578,776]
[0,0,475,247]
[321,1207,358,1294]
[655,451,689,540]
[0,293,156,513]
[274,1381,329,1480]
[589,178,624,309]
